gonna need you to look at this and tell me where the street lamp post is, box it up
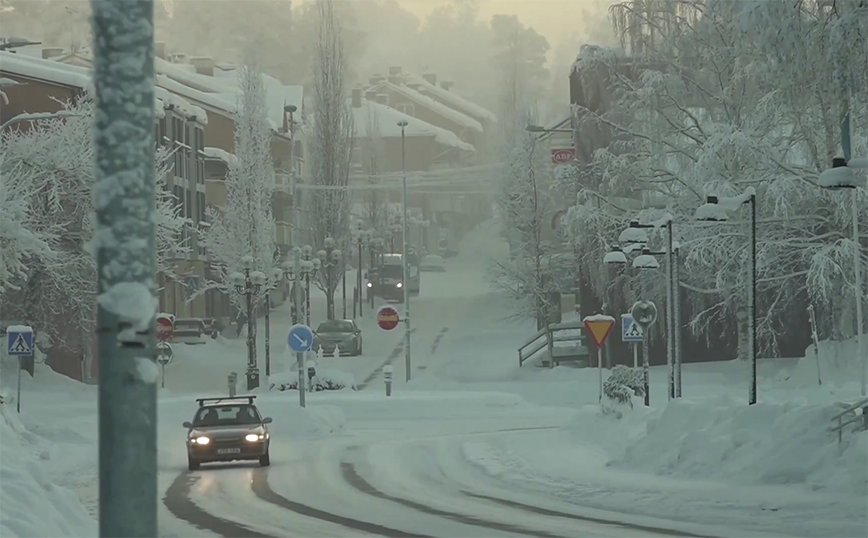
[316,238,342,320]
[264,267,287,382]
[301,245,318,326]
[818,157,866,397]
[398,119,412,382]
[632,246,662,406]
[229,255,265,390]
[695,188,758,405]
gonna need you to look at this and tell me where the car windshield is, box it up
[317,321,354,333]
[193,405,261,427]
[377,265,404,279]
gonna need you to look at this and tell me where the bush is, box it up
[270,379,356,392]
[602,365,645,417]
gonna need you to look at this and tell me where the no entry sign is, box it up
[156,314,174,342]
[377,306,400,331]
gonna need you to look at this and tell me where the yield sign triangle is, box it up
[583,318,615,347]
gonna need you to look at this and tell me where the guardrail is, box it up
[518,320,586,367]
[830,397,868,446]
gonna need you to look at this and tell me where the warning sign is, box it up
[582,315,616,348]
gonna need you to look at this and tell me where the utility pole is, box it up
[92,0,157,536]
[398,120,412,381]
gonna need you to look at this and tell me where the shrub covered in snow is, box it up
[602,365,645,417]
[268,366,357,392]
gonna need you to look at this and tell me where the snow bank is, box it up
[781,337,864,394]
[253,395,346,436]
[609,395,868,495]
[0,405,96,538]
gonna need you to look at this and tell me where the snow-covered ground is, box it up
[1,219,865,537]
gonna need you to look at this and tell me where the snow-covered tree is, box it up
[0,98,185,351]
[564,0,866,359]
[306,0,354,319]
[201,51,277,309]
[491,111,563,328]
[358,106,388,234]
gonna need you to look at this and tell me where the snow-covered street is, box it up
[2,226,866,537]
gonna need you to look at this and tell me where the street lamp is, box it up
[229,255,264,390]
[818,156,866,397]
[694,187,758,405]
[398,118,413,382]
[316,239,342,320]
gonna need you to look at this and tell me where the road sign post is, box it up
[288,323,314,408]
[7,325,34,413]
[630,301,659,406]
[621,313,644,370]
[383,364,394,396]
[156,342,173,389]
[583,315,616,404]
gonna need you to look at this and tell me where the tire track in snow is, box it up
[339,460,572,538]
[250,468,432,537]
[357,328,417,390]
[429,327,449,355]
[164,471,274,538]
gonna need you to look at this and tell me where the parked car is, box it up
[312,319,363,356]
[183,396,272,470]
[420,254,446,272]
[172,318,207,345]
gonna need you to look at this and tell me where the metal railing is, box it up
[830,397,868,446]
[518,320,586,367]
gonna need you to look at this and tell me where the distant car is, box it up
[313,319,362,356]
[173,318,207,345]
[420,254,446,272]
[183,396,272,470]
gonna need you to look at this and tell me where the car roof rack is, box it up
[196,396,256,407]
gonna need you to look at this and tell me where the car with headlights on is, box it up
[312,319,363,356]
[183,396,272,470]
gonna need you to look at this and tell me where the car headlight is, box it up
[396,282,403,288]
[194,436,210,445]
[367,282,373,288]
[245,433,266,442]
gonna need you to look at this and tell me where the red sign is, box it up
[377,306,401,331]
[156,314,175,342]
[551,148,575,164]
[583,315,615,348]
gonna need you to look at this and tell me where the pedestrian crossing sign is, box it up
[621,314,644,343]
[6,325,35,356]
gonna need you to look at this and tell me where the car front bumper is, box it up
[187,439,269,462]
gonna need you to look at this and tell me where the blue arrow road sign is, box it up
[621,314,644,343]
[6,325,35,356]
[287,324,314,353]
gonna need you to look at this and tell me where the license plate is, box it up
[216,448,241,455]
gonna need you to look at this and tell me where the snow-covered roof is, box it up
[202,146,236,164]
[0,51,208,124]
[155,58,301,132]
[403,73,497,124]
[156,74,236,123]
[351,98,475,153]
[368,81,483,133]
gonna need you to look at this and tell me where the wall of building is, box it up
[0,74,81,126]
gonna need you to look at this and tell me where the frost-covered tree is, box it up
[358,106,387,234]
[306,0,354,319]
[202,52,277,309]
[565,0,866,359]
[0,98,185,351]
[491,111,562,328]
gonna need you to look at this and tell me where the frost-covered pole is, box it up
[674,246,683,397]
[91,0,157,535]
[748,194,757,405]
[293,248,306,407]
[398,120,412,382]
[666,219,675,400]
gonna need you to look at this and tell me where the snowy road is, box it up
[161,395,709,538]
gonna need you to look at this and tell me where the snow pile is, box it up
[609,395,868,495]
[268,364,357,392]
[782,337,864,394]
[256,397,347,436]
[0,404,96,538]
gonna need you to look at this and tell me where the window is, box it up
[193,405,262,426]
[185,188,192,219]
[195,127,205,184]
[173,185,185,217]
[396,103,415,116]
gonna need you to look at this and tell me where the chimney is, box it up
[155,41,167,59]
[406,82,422,92]
[351,87,362,108]
[388,66,402,76]
[440,81,454,91]
[422,72,436,86]
[376,93,389,105]
[42,47,64,59]
[364,90,377,102]
[190,56,215,77]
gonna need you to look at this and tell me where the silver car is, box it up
[313,319,363,356]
